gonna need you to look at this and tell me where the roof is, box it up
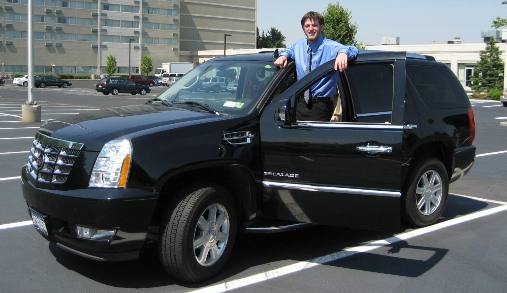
[211,50,435,63]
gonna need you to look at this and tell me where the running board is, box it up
[243,222,313,234]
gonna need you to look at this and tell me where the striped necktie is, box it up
[304,46,312,104]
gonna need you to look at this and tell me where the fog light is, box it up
[76,225,116,241]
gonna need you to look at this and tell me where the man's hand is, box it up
[334,52,348,72]
[274,56,288,68]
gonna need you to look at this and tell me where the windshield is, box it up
[157,61,278,115]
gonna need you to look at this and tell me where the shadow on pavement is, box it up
[49,194,491,289]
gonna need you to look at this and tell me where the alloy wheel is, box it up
[415,170,443,216]
[193,203,230,267]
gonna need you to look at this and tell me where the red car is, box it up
[128,75,156,86]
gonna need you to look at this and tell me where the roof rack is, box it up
[406,53,435,61]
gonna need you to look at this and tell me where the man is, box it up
[274,11,358,121]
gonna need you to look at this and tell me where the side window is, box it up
[407,63,468,108]
[294,71,340,122]
[345,63,394,123]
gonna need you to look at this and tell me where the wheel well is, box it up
[408,142,453,181]
[150,166,256,228]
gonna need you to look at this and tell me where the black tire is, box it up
[159,184,237,283]
[23,81,28,87]
[102,92,109,95]
[39,82,46,88]
[140,88,147,95]
[502,101,507,107]
[131,92,137,95]
[63,83,68,88]
[112,88,119,95]
[404,159,449,227]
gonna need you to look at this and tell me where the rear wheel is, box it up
[39,82,46,88]
[404,159,448,227]
[502,101,507,107]
[140,88,147,95]
[102,92,109,95]
[63,83,68,88]
[131,92,137,95]
[112,88,119,95]
[23,81,28,87]
[159,184,237,283]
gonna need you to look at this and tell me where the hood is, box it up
[40,104,223,151]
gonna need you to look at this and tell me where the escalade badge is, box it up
[264,171,300,179]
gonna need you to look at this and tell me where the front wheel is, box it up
[23,81,28,87]
[140,88,147,95]
[39,82,46,88]
[63,83,68,88]
[112,88,119,95]
[159,184,237,283]
[404,159,449,227]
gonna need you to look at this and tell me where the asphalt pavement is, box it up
[0,84,506,292]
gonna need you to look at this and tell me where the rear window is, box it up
[407,62,469,108]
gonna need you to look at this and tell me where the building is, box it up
[0,0,256,76]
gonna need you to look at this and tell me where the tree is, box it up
[322,2,358,45]
[256,27,286,48]
[471,39,504,93]
[492,1,507,28]
[105,55,117,76]
[140,55,153,76]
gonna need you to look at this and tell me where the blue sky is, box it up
[257,0,505,45]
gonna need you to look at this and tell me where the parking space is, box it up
[0,91,506,292]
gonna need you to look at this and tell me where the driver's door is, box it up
[260,60,405,230]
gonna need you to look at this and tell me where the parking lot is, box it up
[1,83,507,292]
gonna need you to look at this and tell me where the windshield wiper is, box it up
[172,101,219,115]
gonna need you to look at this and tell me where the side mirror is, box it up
[275,98,294,125]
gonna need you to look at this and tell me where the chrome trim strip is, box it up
[356,111,392,118]
[263,181,401,197]
[297,122,404,130]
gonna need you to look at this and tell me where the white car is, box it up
[13,75,29,87]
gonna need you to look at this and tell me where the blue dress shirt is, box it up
[280,36,358,99]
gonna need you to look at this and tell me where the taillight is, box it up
[467,106,475,144]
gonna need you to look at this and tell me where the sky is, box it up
[257,0,506,45]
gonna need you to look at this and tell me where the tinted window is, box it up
[345,63,393,122]
[407,62,468,108]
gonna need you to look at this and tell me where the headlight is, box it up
[89,139,132,188]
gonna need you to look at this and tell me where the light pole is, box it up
[128,38,134,76]
[51,64,55,75]
[224,34,232,56]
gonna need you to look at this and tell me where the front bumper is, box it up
[21,167,159,261]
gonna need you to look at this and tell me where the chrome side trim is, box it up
[356,111,392,118]
[297,122,404,130]
[263,181,401,197]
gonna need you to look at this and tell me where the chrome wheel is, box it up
[415,170,443,216]
[193,203,230,267]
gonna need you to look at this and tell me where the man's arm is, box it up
[332,43,359,72]
[274,43,296,68]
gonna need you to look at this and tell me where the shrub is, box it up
[488,88,503,100]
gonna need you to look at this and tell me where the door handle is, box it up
[356,143,393,154]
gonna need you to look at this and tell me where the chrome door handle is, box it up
[356,143,393,154]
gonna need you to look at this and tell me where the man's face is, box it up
[303,18,322,42]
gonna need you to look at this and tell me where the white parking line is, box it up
[0,137,33,140]
[0,127,39,130]
[450,193,507,205]
[0,113,22,118]
[0,176,21,181]
[43,113,80,115]
[0,121,26,123]
[476,150,507,157]
[495,117,507,120]
[483,105,502,108]
[192,202,507,293]
[0,151,29,156]
[0,221,33,231]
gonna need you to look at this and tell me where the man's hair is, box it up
[301,11,324,28]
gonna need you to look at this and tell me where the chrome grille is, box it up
[26,132,84,184]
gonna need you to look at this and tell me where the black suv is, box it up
[96,77,150,95]
[34,76,72,88]
[21,51,475,283]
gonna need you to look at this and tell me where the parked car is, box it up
[13,75,29,87]
[201,76,227,92]
[34,76,72,88]
[128,75,156,87]
[161,73,184,86]
[0,77,5,86]
[21,51,475,283]
[502,89,507,107]
[95,77,150,95]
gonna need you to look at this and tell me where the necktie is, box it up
[304,46,312,104]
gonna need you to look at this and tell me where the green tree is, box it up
[140,55,153,76]
[256,27,286,48]
[105,55,117,76]
[492,1,507,28]
[322,2,358,45]
[471,39,504,94]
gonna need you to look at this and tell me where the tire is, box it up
[502,101,507,107]
[63,83,68,88]
[140,89,147,95]
[159,184,237,283]
[131,92,137,95]
[404,159,449,227]
[112,88,119,95]
[102,92,109,95]
[39,82,46,88]
[23,81,28,87]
